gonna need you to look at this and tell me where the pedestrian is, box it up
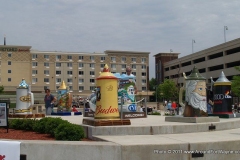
[44,89,56,115]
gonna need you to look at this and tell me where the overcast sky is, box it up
[1,0,240,78]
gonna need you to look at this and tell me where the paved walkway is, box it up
[44,114,240,159]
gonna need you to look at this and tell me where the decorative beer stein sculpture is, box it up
[94,64,120,119]
[183,66,207,117]
[57,81,72,112]
[212,71,232,114]
[15,78,34,114]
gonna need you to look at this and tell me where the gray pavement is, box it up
[25,114,240,159]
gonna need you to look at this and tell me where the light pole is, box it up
[224,26,228,42]
[192,39,196,54]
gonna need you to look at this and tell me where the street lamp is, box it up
[224,26,228,42]
[192,39,196,54]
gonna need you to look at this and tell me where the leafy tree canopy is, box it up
[149,78,157,91]
[159,79,178,101]
[0,85,4,93]
[231,66,240,97]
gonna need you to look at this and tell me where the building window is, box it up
[131,57,136,63]
[142,65,146,69]
[79,86,84,90]
[100,64,105,68]
[44,55,49,59]
[122,64,126,69]
[90,79,95,83]
[79,63,84,67]
[32,70,38,74]
[111,57,116,62]
[79,56,84,60]
[90,86,95,90]
[32,54,37,59]
[90,71,95,75]
[44,78,49,82]
[32,62,37,66]
[90,63,95,68]
[90,56,94,61]
[56,70,61,74]
[56,78,61,83]
[56,62,61,67]
[67,55,72,60]
[142,79,146,83]
[44,70,50,75]
[79,71,84,75]
[141,58,146,63]
[67,78,72,83]
[79,79,84,83]
[7,78,11,82]
[8,53,12,57]
[131,64,136,69]
[56,55,61,60]
[121,57,126,62]
[100,57,105,61]
[132,72,136,76]
[32,78,38,83]
[67,71,73,75]
[8,70,11,73]
[44,62,49,67]
[67,62,72,67]
[8,61,11,65]
[111,64,116,69]
[142,72,146,76]
[142,87,147,91]
[69,86,73,90]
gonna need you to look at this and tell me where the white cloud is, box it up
[1,0,240,78]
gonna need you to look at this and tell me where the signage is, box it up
[121,112,147,119]
[19,95,31,102]
[0,141,21,160]
[95,105,119,115]
[213,85,232,113]
[0,47,30,52]
[0,103,7,127]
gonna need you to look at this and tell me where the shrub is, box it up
[21,119,37,131]
[32,117,52,133]
[54,123,85,141]
[9,119,23,130]
[45,118,69,136]
[152,112,161,115]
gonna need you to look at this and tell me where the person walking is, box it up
[44,89,56,115]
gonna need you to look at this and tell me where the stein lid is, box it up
[186,66,206,80]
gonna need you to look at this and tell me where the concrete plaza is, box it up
[9,114,240,160]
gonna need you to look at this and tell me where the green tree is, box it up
[231,66,240,97]
[0,85,4,93]
[149,78,157,91]
[159,79,178,101]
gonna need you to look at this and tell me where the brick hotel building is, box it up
[0,45,150,97]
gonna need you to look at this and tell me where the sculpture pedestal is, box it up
[209,113,240,118]
[8,114,45,118]
[82,118,131,126]
[165,116,220,123]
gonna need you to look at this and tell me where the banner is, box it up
[0,141,21,160]
[0,103,7,126]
